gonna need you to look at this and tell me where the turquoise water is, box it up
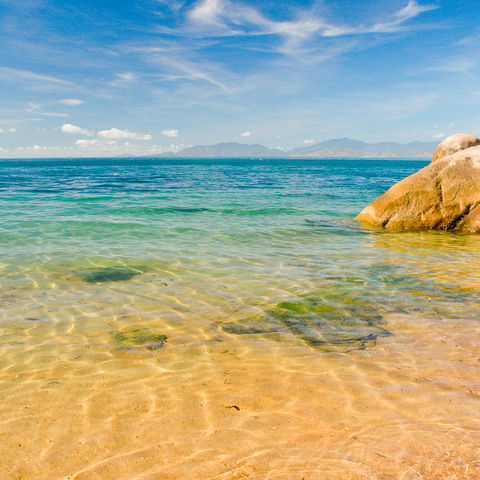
[1,158,480,350]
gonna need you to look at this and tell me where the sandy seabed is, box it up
[1,307,479,480]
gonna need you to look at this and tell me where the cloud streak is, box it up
[0,66,76,87]
[182,0,438,49]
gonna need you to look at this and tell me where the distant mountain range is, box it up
[160,142,285,158]
[157,138,438,159]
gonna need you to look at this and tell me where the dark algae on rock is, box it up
[222,290,391,352]
[110,328,168,351]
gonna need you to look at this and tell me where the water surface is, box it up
[1,158,479,479]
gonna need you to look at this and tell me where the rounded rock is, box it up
[432,133,480,162]
[356,139,480,233]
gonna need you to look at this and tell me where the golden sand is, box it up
[1,307,479,480]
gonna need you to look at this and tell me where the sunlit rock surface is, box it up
[356,134,480,232]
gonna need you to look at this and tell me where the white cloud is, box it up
[76,139,100,146]
[433,133,445,139]
[8,128,16,132]
[162,128,179,137]
[240,130,251,137]
[303,139,314,144]
[61,123,94,136]
[59,98,84,106]
[97,128,152,140]
[0,147,7,154]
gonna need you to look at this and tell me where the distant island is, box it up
[155,138,438,159]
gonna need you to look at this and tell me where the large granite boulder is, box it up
[432,134,480,162]
[356,134,480,232]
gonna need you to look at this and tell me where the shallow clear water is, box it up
[1,158,479,479]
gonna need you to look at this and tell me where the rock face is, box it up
[356,134,480,232]
[432,134,480,162]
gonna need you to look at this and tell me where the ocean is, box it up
[1,158,479,479]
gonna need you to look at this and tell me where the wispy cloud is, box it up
[26,103,70,117]
[0,66,76,87]
[181,0,438,54]
[240,130,251,137]
[426,56,476,74]
[116,0,438,109]
[369,0,438,33]
[149,54,231,92]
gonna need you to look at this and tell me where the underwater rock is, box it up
[110,328,167,351]
[356,134,480,232]
[76,266,144,283]
[222,291,390,352]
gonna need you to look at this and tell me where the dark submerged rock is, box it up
[222,291,391,352]
[76,266,144,283]
[110,328,167,351]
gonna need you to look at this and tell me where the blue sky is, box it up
[0,0,479,157]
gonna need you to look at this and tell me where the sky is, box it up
[0,0,479,157]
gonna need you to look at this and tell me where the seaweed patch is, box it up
[222,290,391,353]
[110,328,168,351]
